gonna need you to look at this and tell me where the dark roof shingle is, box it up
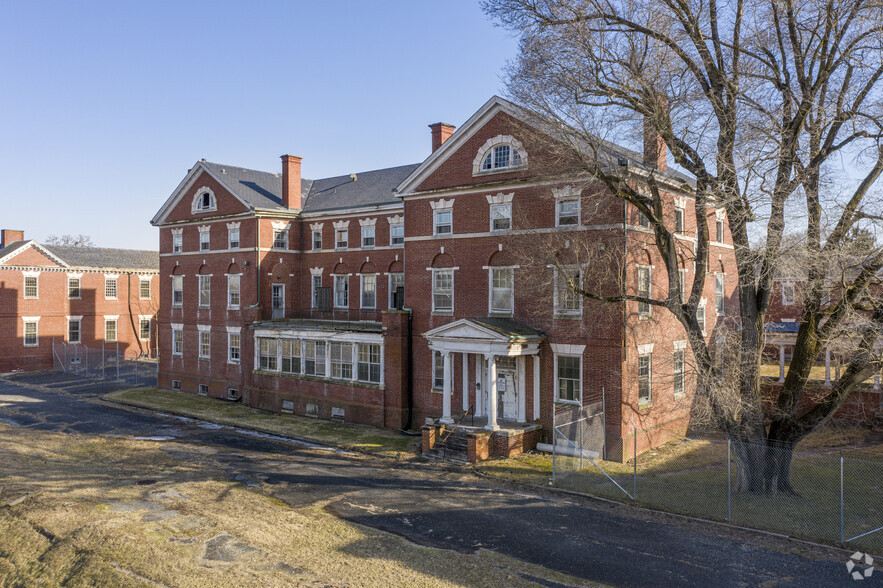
[44,245,159,271]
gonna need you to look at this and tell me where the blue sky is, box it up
[0,1,517,250]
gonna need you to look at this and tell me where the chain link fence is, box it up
[551,431,883,555]
[52,342,157,387]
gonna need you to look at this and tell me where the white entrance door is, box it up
[272,284,285,318]
[498,368,518,420]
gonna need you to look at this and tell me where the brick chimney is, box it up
[643,98,668,172]
[429,123,456,153]
[281,155,302,209]
[1,229,24,247]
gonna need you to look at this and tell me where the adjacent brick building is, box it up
[0,230,159,372]
[151,97,739,461]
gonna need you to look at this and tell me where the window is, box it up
[335,229,348,249]
[228,332,240,363]
[172,233,182,253]
[678,269,687,301]
[199,275,211,308]
[433,351,445,389]
[139,318,151,341]
[637,266,651,316]
[139,278,151,299]
[273,229,287,249]
[697,303,706,336]
[782,283,795,305]
[259,338,278,370]
[172,276,183,307]
[389,273,404,308]
[199,330,210,359]
[23,320,38,347]
[638,210,651,229]
[715,274,725,315]
[555,267,582,316]
[390,223,404,245]
[360,274,376,309]
[105,277,117,299]
[433,210,452,235]
[304,341,326,376]
[330,342,353,379]
[24,276,38,299]
[361,226,375,248]
[282,339,300,374]
[311,275,322,308]
[68,277,81,299]
[196,190,215,211]
[675,207,685,235]
[200,230,210,251]
[68,318,81,344]
[716,219,724,243]
[172,328,183,356]
[227,274,240,308]
[228,227,240,249]
[556,355,581,402]
[198,384,209,395]
[358,344,381,383]
[490,268,513,314]
[556,199,579,226]
[312,230,322,250]
[334,275,348,308]
[481,144,522,171]
[432,269,453,312]
[674,349,685,396]
[490,203,511,231]
[172,380,181,390]
[105,319,117,342]
[638,353,652,403]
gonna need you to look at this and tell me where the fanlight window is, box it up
[481,144,522,171]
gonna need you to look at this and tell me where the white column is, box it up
[486,354,499,430]
[440,351,453,424]
[778,345,785,383]
[462,353,470,412]
[517,356,526,423]
[476,359,485,416]
[351,343,359,382]
[825,349,831,385]
[532,355,540,421]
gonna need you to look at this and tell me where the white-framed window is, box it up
[273,229,288,249]
[716,218,725,243]
[360,274,376,309]
[480,143,523,171]
[330,342,353,379]
[490,203,512,231]
[674,348,685,397]
[312,230,322,250]
[172,327,183,356]
[389,273,404,308]
[199,330,211,359]
[198,275,211,308]
[782,282,795,306]
[697,301,707,336]
[228,227,240,249]
[311,275,322,308]
[68,277,81,299]
[432,351,445,389]
[105,318,117,342]
[555,354,581,403]
[259,338,278,370]
[390,223,404,245]
[194,189,216,212]
[282,339,300,374]
[198,384,209,395]
[105,276,118,299]
[432,269,453,313]
[637,265,651,316]
[171,380,181,390]
[199,228,211,251]
[489,267,513,315]
[228,332,240,363]
[68,318,82,344]
[638,352,652,403]
[24,275,38,299]
[674,206,685,235]
[554,267,582,316]
[678,269,687,301]
[335,229,348,249]
[304,340,326,376]
[715,274,725,315]
[172,233,183,253]
[139,278,151,299]
[638,210,652,229]
[433,209,452,235]
[23,318,38,347]
[172,275,183,307]
[556,199,580,226]
[227,274,240,308]
[361,226,375,248]
[139,318,151,341]
[333,275,348,309]
[358,344,381,383]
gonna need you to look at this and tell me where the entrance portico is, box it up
[423,318,544,431]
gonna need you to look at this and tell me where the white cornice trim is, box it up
[486,192,514,205]
[358,217,377,227]
[226,221,241,230]
[388,215,403,225]
[637,343,655,355]
[309,267,324,276]
[552,185,582,200]
[550,343,586,355]
[429,198,455,210]
[309,222,324,232]
[332,220,351,230]
[271,221,291,231]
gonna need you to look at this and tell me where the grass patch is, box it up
[104,388,418,458]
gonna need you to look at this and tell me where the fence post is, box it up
[840,452,844,544]
[727,437,732,522]
[633,423,637,500]
[116,342,120,381]
[601,387,606,461]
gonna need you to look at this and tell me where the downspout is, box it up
[126,272,143,356]
[401,306,415,432]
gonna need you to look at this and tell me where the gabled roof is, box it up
[44,245,158,272]
[0,240,69,268]
[423,317,545,342]
[302,164,419,214]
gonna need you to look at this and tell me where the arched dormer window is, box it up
[473,135,527,176]
[191,187,217,214]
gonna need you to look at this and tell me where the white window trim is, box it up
[226,273,241,309]
[198,274,212,308]
[171,323,184,357]
[636,264,652,317]
[472,135,528,175]
[361,225,376,249]
[197,324,211,360]
[782,282,795,306]
[138,315,152,341]
[553,186,582,227]
[22,271,39,299]
[171,275,184,308]
[104,316,119,342]
[553,266,583,317]
[332,274,349,309]
[388,272,404,308]
[104,274,119,300]
[638,351,653,404]
[359,274,377,310]
[432,208,453,236]
[67,316,83,344]
[227,329,241,364]
[430,267,456,314]
[715,273,725,316]
[191,187,217,213]
[22,316,40,347]
[552,348,584,405]
[227,221,241,249]
[487,266,515,316]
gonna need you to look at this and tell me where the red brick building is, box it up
[152,97,738,461]
[0,230,159,372]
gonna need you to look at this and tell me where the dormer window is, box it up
[473,135,527,176]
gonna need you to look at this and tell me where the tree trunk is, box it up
[731,437,798,495]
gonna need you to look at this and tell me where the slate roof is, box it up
[44,245,159,271]
[200,161,419,214]
[470,318,546,340]
[0,241,31,262]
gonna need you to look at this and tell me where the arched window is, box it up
[481,144,522,171]
[191,187,217,213]
[473,135,527,175]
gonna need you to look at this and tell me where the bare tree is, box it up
[485,0,883,493]
[45,234,94,247]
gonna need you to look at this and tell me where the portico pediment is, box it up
[423,318,544,356]
[424,319,507,342]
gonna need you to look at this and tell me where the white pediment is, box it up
[424,319,509,342]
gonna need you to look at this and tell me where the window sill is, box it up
[227,306,240,311]
[638,400,653,410]
[431,387,443,394]
[228,360,240,365]
[23,344,38,348]
[473,165,526,177]
[172,354,183,358]
[554,312,582,319]
[253,369,383,389]
[69,297,81,301]
[555,399,581,407]
[488,311,514,318]
[638,313,652,320]
[431,311,453,317]
[674,392,686,399]
[199,357,210,361]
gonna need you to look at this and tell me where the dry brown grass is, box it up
[0,423,594,587]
